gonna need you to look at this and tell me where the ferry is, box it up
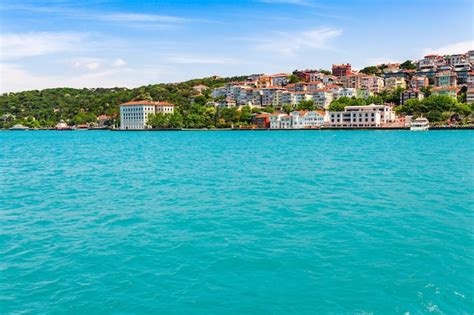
[410,117,430,131]
[9,124,30,130]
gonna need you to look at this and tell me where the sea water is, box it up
[1,130,473,314]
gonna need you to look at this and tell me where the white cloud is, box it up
[423,40,474,55]
[72,58,102,70]
[98,13,186,23]
[113,58,127,67]
[256,27,342,56]
[0,32,87,60]
[0,62,172,93]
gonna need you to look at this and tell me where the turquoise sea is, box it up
[1,130,473,314]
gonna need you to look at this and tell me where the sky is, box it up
[0,0,473,92]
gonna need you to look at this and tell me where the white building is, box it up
[290,92,312,106]
[308,90,333,109]
[326,104,396,128]
[301,111,325,128]
[120,101,175,130]
[269,111,324,129]
[270,113,285,129]
[335,87,357,99]
[280,115,292,129]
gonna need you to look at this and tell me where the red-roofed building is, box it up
[253,113,271,128]
[120,100,175,130]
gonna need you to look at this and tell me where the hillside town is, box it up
[117,50,474,130]
[2,51,473,131]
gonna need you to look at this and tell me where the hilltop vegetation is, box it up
[0,76,247,128]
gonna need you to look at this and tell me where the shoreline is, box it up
[2,126,474,132]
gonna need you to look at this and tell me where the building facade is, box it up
[332,64,352,77]
[400,90,425,105]
[120,101,175,130]
[385,77,407,90]
[326,104,396,128]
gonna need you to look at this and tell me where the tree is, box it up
[239,105,253,123]
[133,92,153,101]
[193,95,208,106]
[263,106,275,113]
[319,69,331,75]
[328,96,367,111]
[400,60,417,70]
[420,86,432,97]
[395,95,472,122]
[360,66,378,75]
[297,100,315,111]
[148,113,169,128]
[366,95,384,104]
[457,86,467,104]
[169,112,184,128]
[282,104,294,114]
[288,74,300,84]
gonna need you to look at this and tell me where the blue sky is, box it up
[0,0,473,92]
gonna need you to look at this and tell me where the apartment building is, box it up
[326,104,396,128]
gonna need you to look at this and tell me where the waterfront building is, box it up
[279,114,292,129]
[326,104,396,128]
[97,115,111,127]
[269,113,286,129]
[120,101,161,130]
[156,101,175,114]
[253,113,271,128]
[332,64,352,78]
[400,89,425,105]
[302,111,325,128]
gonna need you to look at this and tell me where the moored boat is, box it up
[410,117,430,131]
[9,124,30,130]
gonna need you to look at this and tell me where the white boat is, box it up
[9,124,30,130]
[410,117,430,131]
